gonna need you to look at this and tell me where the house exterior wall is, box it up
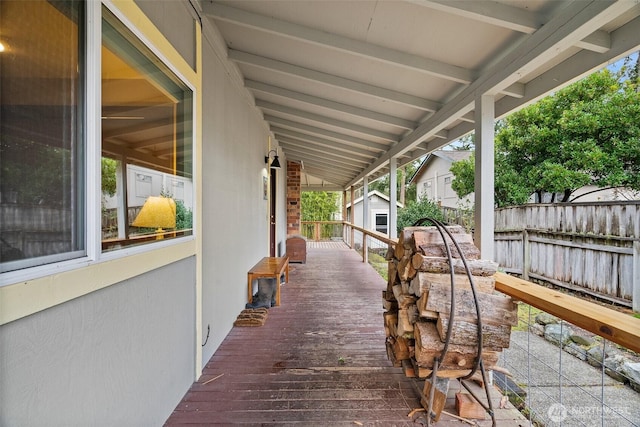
[200,15,277,364]
[0,257,196,426]
[0,1,285,425]
[415,156,473,209]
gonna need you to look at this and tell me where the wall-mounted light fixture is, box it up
[265,149,281,169]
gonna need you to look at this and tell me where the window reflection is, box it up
[101,8,193,251]
[0,0,84,272]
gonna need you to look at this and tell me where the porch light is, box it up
[132,196,176,239]
[265,149,281,169]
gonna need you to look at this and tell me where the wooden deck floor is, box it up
[165,244,525,426]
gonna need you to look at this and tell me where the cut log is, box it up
[422,376,449,422]
[456,393,486,419]
[388,261,398,290]
[397,308,414,337]
[398,256,416,281]
[411,272,496,296]
[392,335,411,361]
[418,242,481,259]
[416,293,439,319]
[386,338,402,367]
[411,254,498,276]
[414,321,500,370]
[401,359,416,378]
[412,225,472,247]
[437,314,512,350]
[425,283,518,325]
[384,311,398,337]
[394,242,406,260]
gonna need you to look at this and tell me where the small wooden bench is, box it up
[247,256,289,306]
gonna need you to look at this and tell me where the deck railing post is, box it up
[363,233,368,263]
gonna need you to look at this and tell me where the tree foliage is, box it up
[367,160,420,203]
[301,191,340,221]
[101,157,118,197]
[396,198,444,232]
[450,63,640,207]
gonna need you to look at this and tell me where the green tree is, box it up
[366,160,420,204]
[301,191,340,221]
[396,198,444,232]
[450,65,640,207]
[101,157,118,197]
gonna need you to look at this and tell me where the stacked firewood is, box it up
[383,225,518,418]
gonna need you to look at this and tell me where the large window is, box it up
[101,7,193,251]
[1,0,85,272]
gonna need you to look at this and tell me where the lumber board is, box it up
[495,272,640,354]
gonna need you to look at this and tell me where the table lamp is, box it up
[132,196,176,239]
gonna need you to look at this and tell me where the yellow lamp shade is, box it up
[132,196,176,229]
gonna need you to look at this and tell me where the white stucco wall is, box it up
[415,156,473,209]
[0,1,287,425]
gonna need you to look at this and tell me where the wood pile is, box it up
[383,225,518,420]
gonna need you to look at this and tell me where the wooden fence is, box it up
[493,202,640,310]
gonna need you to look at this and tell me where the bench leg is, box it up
[247,275,253,303]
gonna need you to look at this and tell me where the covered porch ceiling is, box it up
[202,0,640,191]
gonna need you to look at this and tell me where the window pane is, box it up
[1,1,85,272]
[101,7,193,251]
[375,213,387,234]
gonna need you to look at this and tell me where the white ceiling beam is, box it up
[413,0,611,53]
[256,100,399,143]
[285,156,357,178]
[496,13,640,120]
[279,142,368,169]
[246,80,417,130]
[273,128,376,160]
[301,184,344,192]
[409,0,543,33]
[229,49,442,112]
[278,138,369,166]
[204,2,474,84]
[265,115,389,152]
[346,0,634,188]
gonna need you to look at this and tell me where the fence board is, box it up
[494,202,640,308]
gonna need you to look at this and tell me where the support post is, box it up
[350,186,355,249]
[389,157,398,240]
[474,94,495,260]
[342,190,347,244]
[363,177,369,263]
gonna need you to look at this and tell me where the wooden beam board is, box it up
[495,272,640,354]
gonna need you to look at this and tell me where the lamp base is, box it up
[155,228,165,240]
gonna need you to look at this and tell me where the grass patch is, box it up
[513,303,543,331]
[367,251,388,281]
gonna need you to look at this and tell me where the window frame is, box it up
[0,0,200,324]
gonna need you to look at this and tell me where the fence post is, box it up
[314,223,320,241]
[523,229,530,281]
[634,240,640,313]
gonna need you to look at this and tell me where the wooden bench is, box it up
[247,256,289,306]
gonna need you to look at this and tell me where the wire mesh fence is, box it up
[498,304,640,426]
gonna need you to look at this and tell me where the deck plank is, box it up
[165,244,525,426]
